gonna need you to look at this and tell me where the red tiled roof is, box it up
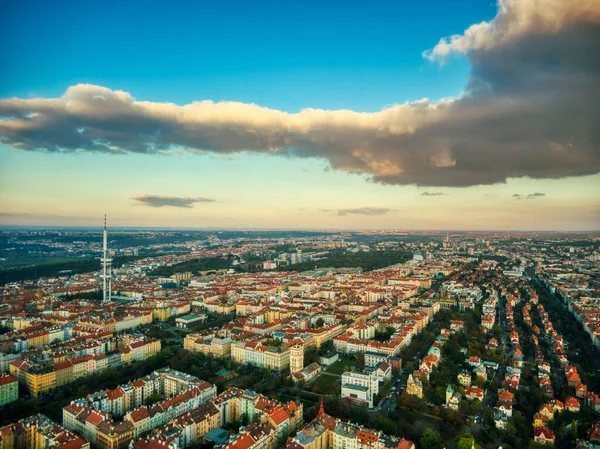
[534,427,554,439]
[0,374,17,386]
[106,388,125,400]
[565,397,579,408]
[397,440,415,449]
[268,407,289,425]
[228,434,254,449]
[86,411,106,426]
[129,407,150,422]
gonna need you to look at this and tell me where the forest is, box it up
[277,248,413,272]
[0,255,141,285]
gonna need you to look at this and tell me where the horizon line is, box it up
[0,225,598,234]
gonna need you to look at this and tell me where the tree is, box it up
[305,348,320,365]
[374,416,397,436]
[469,399,482,416]
[318,339,334,355]
[420,429,444,449]
[355,351,365,371]
[144,392,163,406]
[350,407,369,425]
[456,434,481,449]
[316,318,324,328]
[435,386,446,404]
[265,338,283,347]
[505,422,517,436]
[405,410,416,425]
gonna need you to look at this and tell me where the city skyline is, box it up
[1,0,599,230]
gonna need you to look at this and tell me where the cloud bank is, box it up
[321,207,398,216]
[420,192,447,196]
[130,194,214,208]
[513,192,547,200]
[0,0,599,187]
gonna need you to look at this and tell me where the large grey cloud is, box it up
[0,0,599,187]
[130,194,214,208]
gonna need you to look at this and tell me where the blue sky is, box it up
[0,0,598,230]
[0,0,491,108]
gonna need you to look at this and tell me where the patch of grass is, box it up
[326,359,354,375]
[310,374,340,395]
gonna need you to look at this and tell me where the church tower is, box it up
[446,384,454,404]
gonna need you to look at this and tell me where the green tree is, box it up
[350,407,369,425]
[144,392,163,406]
[456,434,481,449]
[316,318,325,328]
[355,351,365,371]
[374,416,397,436]
[435,386,446,404]
[420,429,444,449]
[505,422,517,436]
[468,399,482,416]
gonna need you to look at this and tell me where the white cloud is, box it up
[1,0,599,187]
[424,0,600,62]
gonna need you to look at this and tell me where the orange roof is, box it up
[228,434,255,449]
[357,430,378,444]
[129,408,150,422]
[397,441,415,449]
[86,411,106,426]
[565,397,579,408]
[268,407,289,425]
[498,390,514,401]
[106,388,125,400]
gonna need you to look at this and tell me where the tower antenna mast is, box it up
[102,215,112,302]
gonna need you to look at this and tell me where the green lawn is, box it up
[310,374,340,395]
[326,359,355,375]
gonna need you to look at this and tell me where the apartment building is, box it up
[130,387,302,449]
[0,373,18,406]
[0,414,90,449]
[10,338,161,396]
[231,341,290,371]
[184,333,232,358]
[63,371,217,449]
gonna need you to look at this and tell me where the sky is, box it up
[0,0,599,231]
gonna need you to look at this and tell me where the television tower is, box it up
[102,215,112,302]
